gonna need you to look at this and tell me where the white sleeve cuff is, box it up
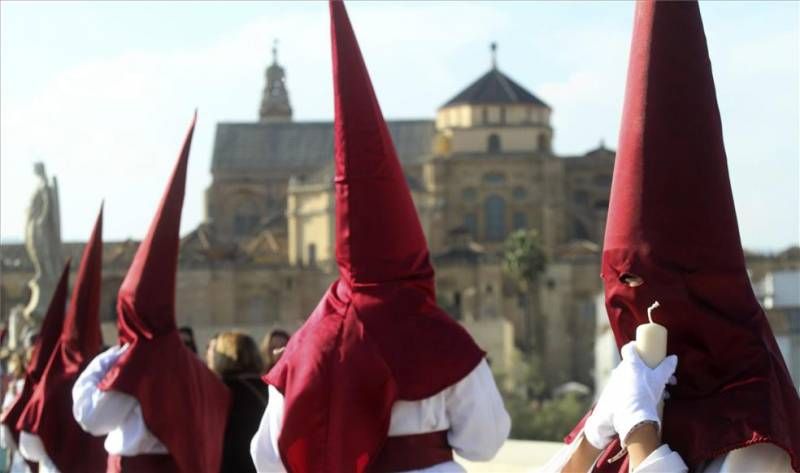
[536,432,597,473]
[615,409,660,448]
[633,444,688,473]
[0,424,17,451]
[583,416,613,450]
[19,431,48,463]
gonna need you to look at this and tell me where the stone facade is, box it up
[0,50,619,391]
[276,58,615,388]
[5,47,743,394]
[2,46,799,393]
[0,240,332,353]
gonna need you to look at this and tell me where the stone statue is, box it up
[22,162,63,330]
[7,304,27,351]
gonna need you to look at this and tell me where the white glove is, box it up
[584,342,677,449]
[95,343,130,374]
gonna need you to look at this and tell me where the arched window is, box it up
[487,134,502,153]
[573,219,590,240]
[265,195,279,212]
[482,172,506,185]
[538,134,550,152]
[593,199,609,211]
[453,291,462,320]
[307,243,317,266]
[233,199,260,236]
[513,212,528,231]
[573,190,590,205]
[593,174,612,186]
[463,213,478,239]
[484,195,507,241]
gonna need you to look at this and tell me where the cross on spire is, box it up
[260,38,292,123]
[490,42,497,69]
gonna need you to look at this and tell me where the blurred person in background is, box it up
[208,332,268,473]
[259,329,289,374]
[178,326,198,354]
[1,353,25,408]
[0,352,27,473]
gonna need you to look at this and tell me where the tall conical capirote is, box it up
[18,208,106,472]
[566,2,800,471]
[331,0,432,289]
[116,113,194,343]
[261,3,485,472]
[98,113,231,473]
[23,262,71,382]
[0,261,70,453]
[62,205,103,365]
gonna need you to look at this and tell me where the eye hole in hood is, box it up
[619,272,644,287]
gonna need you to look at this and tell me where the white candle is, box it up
[635,301,667,369]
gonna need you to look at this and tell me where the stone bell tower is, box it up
[259,39,293,123]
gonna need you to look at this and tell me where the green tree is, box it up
[506,392,591,441]
[503,229,547,356]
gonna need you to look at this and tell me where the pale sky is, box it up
[1,1,798,252]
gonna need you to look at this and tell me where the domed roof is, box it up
[442,67,549,109]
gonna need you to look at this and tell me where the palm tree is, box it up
[503,229,547,357]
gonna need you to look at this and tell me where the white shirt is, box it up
[1,425,31,473]
[0,379,24,451]
[540,431,792,473]
[72,345,168,456]
[250,359,511,473]
[1,379,30,473]
[19,432,59,473]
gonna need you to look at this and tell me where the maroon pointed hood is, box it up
[331,0,433,288]
[602,1,744,269]
[0,261,70,447]
[22,263,70,384]
[18,208,106,472]
[262,3,485,472]
[99,114,230,473]
[117,114,194,343]
[569,2,800,470]
[62,206,103,366]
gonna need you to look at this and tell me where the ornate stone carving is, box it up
[22,162,63,331]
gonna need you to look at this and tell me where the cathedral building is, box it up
[201,45,615,387]
[2,45,621,391]
[207,45,613,258]
[2,45,798,395]
[3,45,798,392]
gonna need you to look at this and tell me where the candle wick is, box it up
[647,301,660,324]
